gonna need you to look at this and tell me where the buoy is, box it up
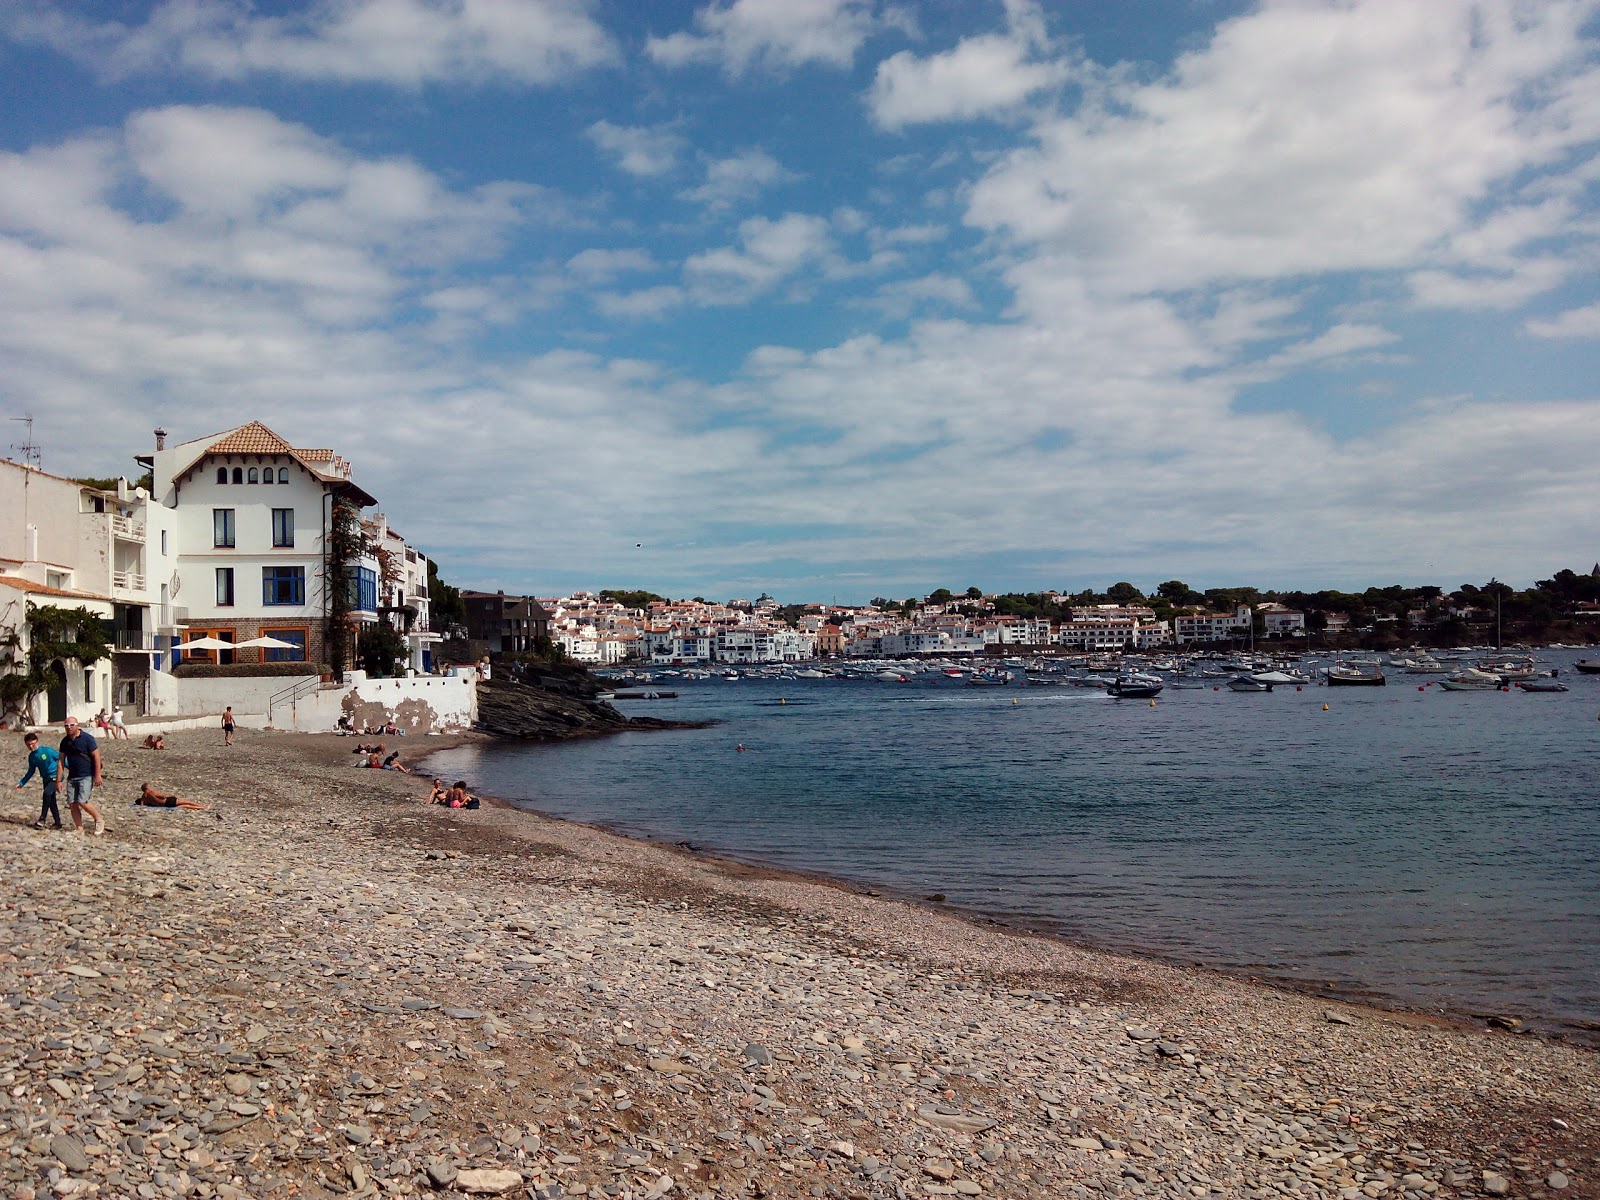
[1012,698,1018,705]
[1322,703,1329,711]
[1148,698,1157,707]
[1213,686,1220,691]
[1296,686,1302,691]
[779,698,786,705]
[1417,685,1425,691]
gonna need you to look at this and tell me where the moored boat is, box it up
[1574,659,1600,674]
[1326,662,1386,686]
[1516,678,1569,692]
[1227,674,1273,692]
[1106,674,1164,698]
[1437,668,1504,691]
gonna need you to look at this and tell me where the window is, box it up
[216,467,227,484]
[184,628,235,665]
[160,529,167,556]
[247,467,258,484]
[262,627,308,662]
[278,467,289,483]
[232,467,243,484]
[215,567,234,607]
[213,508,235,547]
[263,566,305,606]
[344,565,378,612]
[262,468,274,485]
[272,507,294,548]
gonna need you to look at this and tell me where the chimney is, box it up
[154,427,167,451]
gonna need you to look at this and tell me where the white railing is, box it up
[111,514,146,541]
[112,570,146,592]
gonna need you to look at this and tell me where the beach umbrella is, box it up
[233,635,298,649]
[177,636,234,651]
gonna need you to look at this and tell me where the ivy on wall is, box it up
[0,604,110,714]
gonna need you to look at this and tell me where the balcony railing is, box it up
[112,570,146,592]
[115,630,157,651]
[111,514,146,541]
[156,605,188,630]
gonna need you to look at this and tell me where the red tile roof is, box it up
[0,576,113,603]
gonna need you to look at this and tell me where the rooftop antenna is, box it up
[9,413,42,468]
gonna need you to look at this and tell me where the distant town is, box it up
[473,572,1600,667]
[3,417,1596,731]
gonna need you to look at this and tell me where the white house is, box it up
[146,422,381,670]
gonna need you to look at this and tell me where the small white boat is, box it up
[1437,668,1504,691]
[1227,675,1273,692]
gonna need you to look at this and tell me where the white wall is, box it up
[271,673,477,734]
[147,670,319,719]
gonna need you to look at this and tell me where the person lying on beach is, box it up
[142,734,166,750]
[134,783,212,812]
[351,742,385,755]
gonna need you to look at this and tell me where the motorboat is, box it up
[1227,674,1273,692]
[1516,678,1569,692]
[1437,668,1504,691]
[1106,674,1164,698]
[1477,654,1536,681]
[1326,662,1386,686]
[1574,659,1600,675]
[875,670,906,682]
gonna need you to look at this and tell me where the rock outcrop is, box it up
[475,674,698,739]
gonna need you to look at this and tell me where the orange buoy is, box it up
[1322,703,1329,711]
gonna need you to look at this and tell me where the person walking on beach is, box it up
[59,716,106,836]
[15,731,63,829]
[221,706,235,746]
[109,705,128,740]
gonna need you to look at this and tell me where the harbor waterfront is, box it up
[426,649,1600,1038]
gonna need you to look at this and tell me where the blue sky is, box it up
[1,0,1597,602]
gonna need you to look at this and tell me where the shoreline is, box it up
[4,726,1596,1200]
[412,735,1598,1049]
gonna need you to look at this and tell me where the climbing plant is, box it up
[324,496,364,682]
[0,604,110,716]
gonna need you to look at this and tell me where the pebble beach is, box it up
[3,727,1596,1200]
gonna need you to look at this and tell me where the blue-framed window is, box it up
[263,627,308,662]
[272,507,294,547]
[213,508,235,548]
[344,565,378,612]
[263,566,305,606]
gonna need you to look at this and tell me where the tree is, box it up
[965,586,983,599]
[0,604,110,719]
[427,559,466,636]
[1106,581,1144,603]
[357,622,407,678]
[928,588,953,604]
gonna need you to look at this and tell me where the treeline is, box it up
[890,567,1600,643]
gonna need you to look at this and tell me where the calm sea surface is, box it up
[423,653,1600,1034]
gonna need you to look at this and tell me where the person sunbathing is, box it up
[134,783,212,812]
[382,751,412,774]
[428,778,451,805]
[142,733,166,750]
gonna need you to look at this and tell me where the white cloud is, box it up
[647,0,883,76]
[11,0,617,85]
[684,212,836,300]
[859,272,976,319]
[1526,301,1600,339]
[680,148,795,208]
[592,286,686,319]
[869,0,1070,129]
[965,0,1600,297]
[586,121,685,177]
[566,248,658,281]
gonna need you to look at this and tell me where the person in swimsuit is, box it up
[143,733,166,749]
[221,706,236,746]
[135,783,213,812]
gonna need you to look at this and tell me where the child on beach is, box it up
[15,731,63,829]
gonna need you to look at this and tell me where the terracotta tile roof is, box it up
[204,421,297,456]
[0,576,113,603]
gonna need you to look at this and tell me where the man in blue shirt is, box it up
[15,731,62,829]
[59,716,106,836]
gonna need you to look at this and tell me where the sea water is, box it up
[423,654,1600,1034]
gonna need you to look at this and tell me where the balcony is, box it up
[111,514,146,542]
[114,630,157,651]
[156,605,189,630]
[112,570,146,592]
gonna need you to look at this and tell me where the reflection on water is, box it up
[424,660,1600,1031]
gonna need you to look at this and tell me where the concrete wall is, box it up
[271,673,477,734]
[147,670,318,720]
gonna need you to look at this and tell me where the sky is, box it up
[1,0,1597,603]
